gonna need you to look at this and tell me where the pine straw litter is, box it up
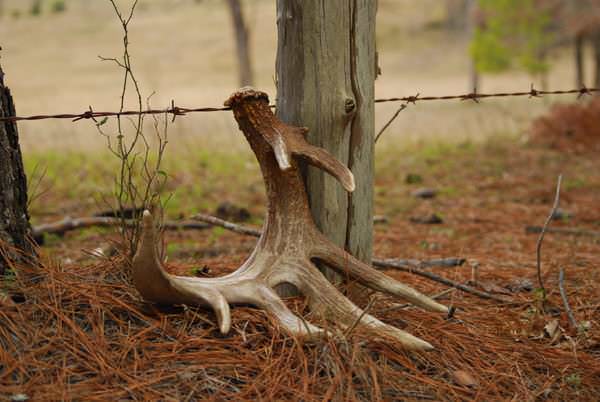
[1,248,599,401]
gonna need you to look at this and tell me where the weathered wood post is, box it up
[275,0,376,285]
[0,63,34,275]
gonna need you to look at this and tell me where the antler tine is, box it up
[291,141,356,192]
[312,241,448,314]
[133,210,232,333]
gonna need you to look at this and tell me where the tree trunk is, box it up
[226,0,254,87]
[275,0,376,287]
[467,0,479,91]
[575,32,585,88]
[0,64,34,275]
[593,31,600,89]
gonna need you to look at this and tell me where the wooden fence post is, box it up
[275,0,376,286]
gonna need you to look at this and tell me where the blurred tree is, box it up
[470,0,553,78]
[446,0,471,30]
[0,63,34,276]
[559,0,600,88]
[30,0,42,16]
[226,0,254,86]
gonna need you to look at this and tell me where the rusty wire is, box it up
[0,86,597,123]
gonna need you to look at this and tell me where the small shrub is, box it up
[51,0,66,13]
[529,97,600,152]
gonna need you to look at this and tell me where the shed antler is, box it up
[132,88,448,350]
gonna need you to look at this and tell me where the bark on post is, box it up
[275,0,376,285]
[226,0,254,87]
[0,63,34,275]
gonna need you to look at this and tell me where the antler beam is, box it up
[131,88,448,350]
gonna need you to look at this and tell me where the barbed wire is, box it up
[0,85,597,123]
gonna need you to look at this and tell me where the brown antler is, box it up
[132,88,447,350]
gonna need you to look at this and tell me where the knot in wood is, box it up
[344,97,356,114]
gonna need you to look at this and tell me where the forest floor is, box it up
[1,0,600,400]
[2,138,600,401]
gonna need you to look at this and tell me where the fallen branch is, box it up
[526,226,600,238]
[191,213,261,237]
[33,213,387,240]
[371,259,511,303]
[32,217,209,238]
[536,175,562,297]
[558,267,578,329]
[377,258,466,269]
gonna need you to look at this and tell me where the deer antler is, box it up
[132,88,448,350]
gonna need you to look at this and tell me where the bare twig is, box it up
[26,163,49,209]
[526,226,600,238]
[191,213,261,237]
[558,267,578,329]
[371,259,511,303]
[536,174,562,297]
[344,297,376,338]
[376,258,466,269]
[374,104,407,143]
[94,0,170,258]
[379,288,455,313]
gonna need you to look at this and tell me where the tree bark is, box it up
[0,64,34,275]
[275,0,376,287]
[575,32,585,88]
[226,0,254,87]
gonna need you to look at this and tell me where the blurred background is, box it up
[1,0,598,153]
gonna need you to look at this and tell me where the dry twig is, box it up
[191,213,261,237]
[32,217,209,238]
[558,267,578,329]
[536,175,562,297]
[371,259,510,303]
[374,103,407,143]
